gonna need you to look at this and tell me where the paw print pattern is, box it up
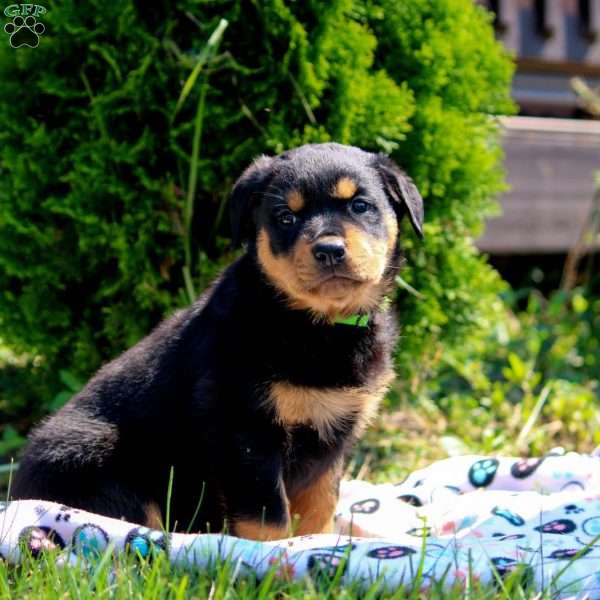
[491,556,517,576]
[560,480,585,492]
[18,526,65,558]
[492,532,526,541]
[350,498,380,514]
[4,15,45,48]
[124,527,167,559]
[582,516,600,537]
[534,519,576,535]
[468,458,499,487]
[72,524,110,559]
[492,506,525,527]
[491,558,534,588]
[510,457,544,479]
[406,525,432,537]
[367,545,416,560]
[397,494,423,507]
[549,547,591,560]
[55,505,79,523]
[307,553,346,579]
[565,504,584,515]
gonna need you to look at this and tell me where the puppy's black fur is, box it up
[12,143,423,538]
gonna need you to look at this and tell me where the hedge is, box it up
[0,0,514,444]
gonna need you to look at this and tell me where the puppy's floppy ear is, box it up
[374,154,424,238]
[229,154,275,246]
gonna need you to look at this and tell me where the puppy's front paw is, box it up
[234,519,290,541]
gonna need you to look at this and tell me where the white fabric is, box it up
[3,451,600,597]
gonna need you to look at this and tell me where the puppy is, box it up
[12,143,423,540]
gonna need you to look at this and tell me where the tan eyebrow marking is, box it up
[332,177,357,200]
[286,189,305,212]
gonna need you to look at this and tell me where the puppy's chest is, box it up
[265,365,393,443]
[258,318,395,442]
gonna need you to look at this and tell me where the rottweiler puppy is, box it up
[12,143,423,540]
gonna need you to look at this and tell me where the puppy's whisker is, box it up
[262,192,285,202]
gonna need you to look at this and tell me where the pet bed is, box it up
[2,451,600,597]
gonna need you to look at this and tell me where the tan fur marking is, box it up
[257,229,387,319]
[344,223,388,283]
[383,213,399,252]
[144,502,163,530]
[287,189,305,212]
[332,177,357,200]
[268,368,394,442]
[289,467,340,535]
[257,229,306,306]
[235,520,289,541]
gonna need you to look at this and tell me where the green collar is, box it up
[332,296,391,328]
[333,313,370,327]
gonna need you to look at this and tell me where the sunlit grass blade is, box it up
[174,18,228,116]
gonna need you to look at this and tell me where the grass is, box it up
[0,538,545,599]
[1,397,596,599]
[1,288,598,597]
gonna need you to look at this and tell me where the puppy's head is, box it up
[230,143,423,319]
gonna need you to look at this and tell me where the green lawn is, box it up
[1,536,543,600]
[0,397,595,599]
[2,287,598,598]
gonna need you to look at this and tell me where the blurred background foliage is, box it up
[0,0,598,468]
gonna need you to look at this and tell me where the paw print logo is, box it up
[491,557,534,588]
[55,505,79,522]
[18,526,65,558]
[565,504,584,515]
[492,532,526,542]
[468,458,499,487]
[491,556,517,575]
[125,527,168,560]
[582,516,600,537]
[307,553,346,579]
[4,15,45,48]
[492,506,525,527]
[72,524,109,559]
[534,518,576,535]
[510,457,544,479]
[397,494,423,507]
[560,480,585,492]
[350,498,380,514]
[549,547,591,560]
[406,525,432,537]
[367,545,416,560]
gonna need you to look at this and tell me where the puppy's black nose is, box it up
[312,240,346,267]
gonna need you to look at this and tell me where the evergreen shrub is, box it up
[0,0,513,445]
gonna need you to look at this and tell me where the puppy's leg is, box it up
[289,461,342,535]
[228,479,290,540]
[11,411,156,526]
[13,458,154,525]
[222,436,290,541]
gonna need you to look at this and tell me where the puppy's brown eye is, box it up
[350,199,370,214]
[277,210,296,227]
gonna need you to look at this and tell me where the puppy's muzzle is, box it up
[312,239,346,268]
